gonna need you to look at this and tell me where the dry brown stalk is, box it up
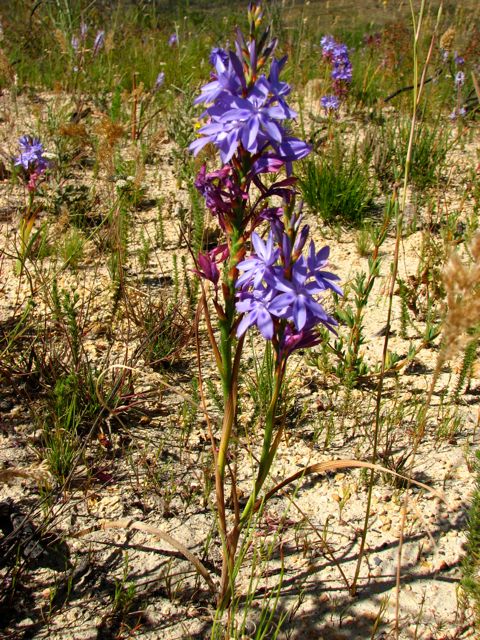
[74,518,216,594]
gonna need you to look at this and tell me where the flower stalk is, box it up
[190,2,341,607]
[14,136,49,274]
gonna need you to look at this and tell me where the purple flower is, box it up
[194,164,246,221]
[455,71,465,87]
[449,106,467,120]
[14,136,49,191]
[320,35,352,97]
[307,242,343,295]
[269,258,336,331]
[257,206,284,226]
[236,232,279,289]
[250,155,284,175]
[320,35,337,59]
[194,252,220,285]
[454,52,465,66]
[15,136,48,173]
[236,286,275,339]
[193,74,296,163]
[71,35,80,52]
[321,95,340,111]
[168,33,178,47]
[194,49,245,107]
[280,325,322,357]
[267,57,296,118]
[331,61,352,83]
[214,84,287,156]
[233,225,340,343]
[332,42,350,61]
[80,22,88,41]
[270,137,311,163]
[154,71,165,90]
[209,47,229,67]
[190,35,309,165]
[93,30,105,56]
[209,243,229,263]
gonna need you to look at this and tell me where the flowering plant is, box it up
[14,136,50,271]
[320,35,352,113]
[190,2,340,605]
[69,22,105,81]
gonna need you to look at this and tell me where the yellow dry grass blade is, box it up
[257,458,445,511]
[472,71,480,106]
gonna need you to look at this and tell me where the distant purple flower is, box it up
[449,106,467,120]
[321,94,340,111]
[168,33,178,47]
[15,136,48,172]
[14,136,49,191]
[320,35,337,59]
[93,30,105,56]
[332,42,349,61]
[320,34,352,100]
[454,53,465,66]
[331,61,352,83]
[455,71,465,87]
[80,22,88,41]
[71,35,80,52]
[154,71,165,90]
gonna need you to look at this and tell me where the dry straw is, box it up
[441,232,480,362]
[439,26,456,52]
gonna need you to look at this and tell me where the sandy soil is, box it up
[0,88,479,639]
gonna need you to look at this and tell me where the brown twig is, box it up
[74,518,216,594]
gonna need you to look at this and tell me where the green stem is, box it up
[216,223,244,482]
[240,359,285,525]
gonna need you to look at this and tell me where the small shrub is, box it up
[53,184,99,230]
[300,140,376,225]
[366,117,451,190]
[60,228,85,270]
